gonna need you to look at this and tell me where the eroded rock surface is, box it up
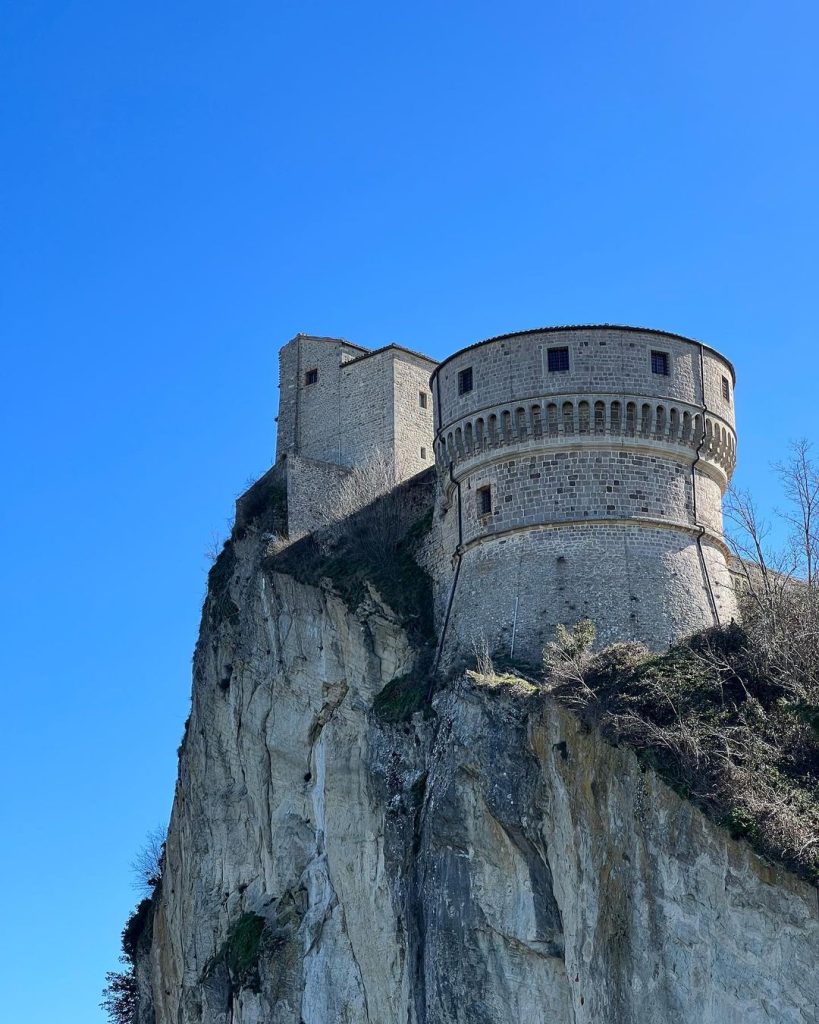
[139,531,819,1024]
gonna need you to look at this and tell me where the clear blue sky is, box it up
[1,2,817,1020]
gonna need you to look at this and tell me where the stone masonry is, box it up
[431,325,738,661]
[273,334,437,534]
[268,324,738,659]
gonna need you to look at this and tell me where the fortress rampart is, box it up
[267,324,740,662]
[430,326,739,661]
[273,334,436,535]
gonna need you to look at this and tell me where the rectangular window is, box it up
[722,376,731,402]
[420,447,427,460]
[477,485,492,516]
[651,351,669,376]
[419,391,428,409]
[547,346,570,372]
[305,368,318,386]
[458,367,473,395]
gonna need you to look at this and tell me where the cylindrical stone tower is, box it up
[430,325,738,663]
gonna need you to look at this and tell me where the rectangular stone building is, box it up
[274,334,437,534]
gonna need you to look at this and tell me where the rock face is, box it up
[139,529,819,1024]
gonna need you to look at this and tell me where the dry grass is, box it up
[467,668,539,698]
[543,619,819,883]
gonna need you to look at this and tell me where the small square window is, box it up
[477,485,492,516]
[420,447,427,460]
[651,351,669,376]
[547,347,570,372]
[305,368,318,386]
[722,376,731,402]
[419,391,428,409]
[458,367,473,395]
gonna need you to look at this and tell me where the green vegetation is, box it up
[234,473,288,539]
[543,619,819,884]
[100,969,137,1024]
[267,481,435,646]
[122,898,153,961]
[101,897,154,1024]
[467,669,539,698]
[372,672,430,722]
[206,539,240,628]
[208,912,268,991]
[102,828,166,1024]
[224,912,267,980]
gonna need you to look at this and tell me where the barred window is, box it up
[651,351,669,376]
[547,346,570,373]
[722,376,731,402]
[458,367,473,395]
[477,485,492,516]
[305,368,318,385]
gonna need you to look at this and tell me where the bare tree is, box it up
[543,619,597,688]
[471,631,495,678]
[776,439,819,586]
[317,449,412,563]
[131,825,167,897]
[332,449,396,513]
[204,530,223,564]
[724,484,794,614]
[722,445,819,705]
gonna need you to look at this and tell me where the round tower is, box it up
[430,326,738,663]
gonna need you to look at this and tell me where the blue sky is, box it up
[1,2,817,1020]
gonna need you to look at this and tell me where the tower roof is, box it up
[430,324,736,385]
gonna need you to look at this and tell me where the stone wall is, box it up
[455,449,726,544]
[275,335,368,465]
[392,354,436,479]
[285,454,354,537]
[433,326,735,433]
[430,326,738,661]
[442,522,735,664]
[273,326,739,658]
[274,336,436,535]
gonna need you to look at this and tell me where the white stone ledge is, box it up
[443,435,732,490]
[460,516,732,560]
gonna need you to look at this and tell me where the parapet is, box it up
[430,326,739,660]
[432,325,736,484]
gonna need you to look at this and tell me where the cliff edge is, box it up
[125,483,819,1024]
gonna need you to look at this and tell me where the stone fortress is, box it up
[269,325,739,661]
[273,334,437,534]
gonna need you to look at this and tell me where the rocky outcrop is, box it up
[137,528,819,1024]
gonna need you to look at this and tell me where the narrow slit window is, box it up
[651,351,669,376]
[721,376,731,402]
[305,368,319,386]
[477,485,492,516]
[419,391,428,409]
[547,346,570,372]
[420,447,427,460]
[458,367,473,395]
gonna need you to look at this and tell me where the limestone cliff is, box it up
[134,522,819,1024]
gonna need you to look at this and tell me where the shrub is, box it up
[101,894,154,1024]
[268,475,435,645]
[543,619,596,687]
[225,912,266,979]
[207,912,268,992]
[122,898,153,962]
[101,968,137,1024]
[131,825,166,897]
[372,673,429,723]
[543,624,819,883]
